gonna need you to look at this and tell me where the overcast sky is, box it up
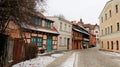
[44,0,110,25]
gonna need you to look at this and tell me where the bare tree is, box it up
[54,14,66,19]
[0,0,46,33]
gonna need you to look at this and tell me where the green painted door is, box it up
[46,36,52,52]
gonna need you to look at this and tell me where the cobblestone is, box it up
[77,47,120,67]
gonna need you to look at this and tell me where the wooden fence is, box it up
[0,33,25,67]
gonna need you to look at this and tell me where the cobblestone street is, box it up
[47,47,120,67]
[77,47,120,67]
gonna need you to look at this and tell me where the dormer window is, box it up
[45,21,51,28]
[33,18,42,26]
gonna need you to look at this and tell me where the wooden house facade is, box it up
[72,23,90,50]
[5,12,59,53]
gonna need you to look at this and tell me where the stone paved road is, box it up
[47,47,120,67]
[77,47,120,67]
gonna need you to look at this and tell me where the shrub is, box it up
[24,43,38,60]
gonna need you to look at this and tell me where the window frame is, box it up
[31,37,43,47]
[111,41,113,50]
[109,10,112,18]
[117,22,119,31]
[60,22,62,30]
[107,41,109,49]
[116,41,119,50]
[45,21,51,28]
[115,5,118,13]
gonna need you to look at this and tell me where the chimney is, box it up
[80,18,82,22]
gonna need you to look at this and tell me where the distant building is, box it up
[83,22,96,47]
[47,17,72,50]
[72,21,90,49]
[94,24,100,44]
[99,0,120,52]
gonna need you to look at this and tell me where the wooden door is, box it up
[46,36,52,52]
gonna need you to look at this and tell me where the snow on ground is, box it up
[100,51,120,56]
[12,53,63,67]
[60,52,76,67]
[51,54,64,58]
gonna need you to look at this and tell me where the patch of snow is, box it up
[51,54,64,58]
[114,59,120,62]
[100,51,120,56]
[60,53,76,67]
[74,53,78,67]
[12,53,63,67]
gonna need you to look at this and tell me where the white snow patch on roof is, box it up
[22,24,59,34]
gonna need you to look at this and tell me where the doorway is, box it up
[46,36,52,52]
[67,38,70,50]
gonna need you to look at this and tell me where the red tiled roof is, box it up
[83,24,95,30]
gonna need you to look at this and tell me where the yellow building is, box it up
[99,0,120,52]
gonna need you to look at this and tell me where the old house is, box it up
[21,13,59,52]
[6,12,59,52]
[47,16,72,51]
[1,12,59,65]
[72,21,90,49]
[99,0,120,52]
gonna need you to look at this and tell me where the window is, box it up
[69,25,71,32]
[60,22,62,30]
[105,28,107,35]
[64,37,66,45]
[101,30,103,35]
[111,41,113,50]
[101,17,103,23]
[115,5,118,13]
[102,41,103,48]
[111,25,113,33]
[31,37,43,47]
[109,10,112,17]
[105,14,107,20]
[107,41,109,49]
[31,37,36,44]
[37,38,43,47]
[116,41,119,50]
[117,22,119,31]
[65,24,66,31]
[45,21,51,28]
[33,18,42,26]
[95,31,98,33]
[59,37,62,45]
[108,27,110,34]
